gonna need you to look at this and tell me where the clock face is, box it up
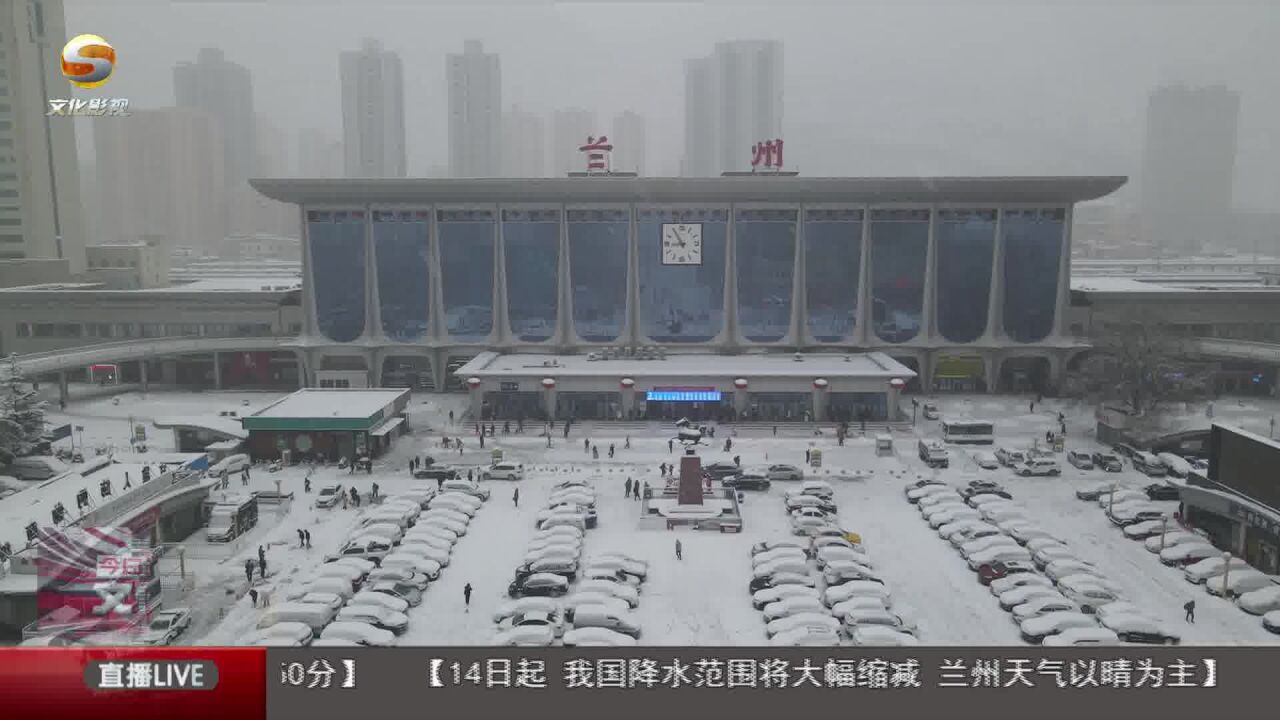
[661,223,703,266]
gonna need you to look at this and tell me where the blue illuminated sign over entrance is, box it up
[647,389,721,402]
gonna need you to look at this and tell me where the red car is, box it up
[977,560,1038,586]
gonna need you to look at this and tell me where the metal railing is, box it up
[12,335,300,375]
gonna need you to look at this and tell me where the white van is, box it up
[918,440,950,469]
[208,454,251,477]
[256,602,338,633]
[9,455,70,481]
[1131,452,1167,478]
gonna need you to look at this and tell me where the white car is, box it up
[1098,489,1146,509]
[399,534,452,554]
[770,626,842,647]
[1032,545,1082,569]
[421,507,472,526]
[785,480,834,499]
[1206,570,1277,598]
[994,448,1027,467]
[335,605,410,635]
[563,593,631,618]
[1066,450,1095,470]
[947,525,1003,546]
[824,581,892,607]
[1006,526,1061,546]
[563,627,638,647]
[906,485,955,503]
[763,596,830,621]
[418,515,468,536]
[990,574,1053,597]
[918,491,964,508]
[966,493,1012,508]
[980,507,1027,524]
[483,462,525,481]
[296,592,347,612]
[365,567,430,590]
[1013,458,1061,477]
[790,507,832,523]
[576,579,640,608]
[380,554,443,579]
[359,522,406,544]
[406,524,458,545]
[286,578,356,601]
[534,525,585,542]
[848,626,919,646]
[1159,542,1220,567]
[753,585,822,610]
[1098,613,1181,645]
[1183,555,1250,584]
[137,608,192,645]
[790,515,834,536]
[1058,578,1123,612]
[1011,596,1080,622]
[959,534,1020,557]
[429,495,480,516]
[755,558,812,579]
[492,596,562,623]
[1020,611,1099,644]
[320,621,396,647]
[971,451,1000,470]
[765,612,840,639]
[313,563,365,585]
[842,609,917,635]
[1092,601,1146,623]
[1144,531,1205,553]
[549,492,595,509]
[1041,627,1119,647]
[528,535,583,553]
[754,548,808,567]
[240,622,314,647]
[1237,585,1280,615]
[1045,560,1104,583]
[396,541,451,566]
[496,610,566,638]
[816,546,873,568]
[1025,537,1067,555]
[999,586,1067,611]
[753,539,809,555]
[492,626,556,647]
[830,596,890,616]
[441,480,490,501]
[962,541,1025,564]
[1122,518,1175,540]
[927,508,981,529]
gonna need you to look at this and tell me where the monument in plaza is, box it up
[677,448,703,506]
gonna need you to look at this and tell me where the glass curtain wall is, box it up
[870,209,929,343]
[1002,208,1066,343]
[637,208,727,342]
[567,208,630,342]
[373,210,431,342]
[736,209,798,342]
[503,209,560,343]
[804,209,862,343]
[309,209,367,342]
[438,209,496,342]
[935,209,996,344]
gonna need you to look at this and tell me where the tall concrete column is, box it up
[212,352,223,390]
[364,205,381,341]
[161,359,178,385]
[139,360,148,392]
[733,388,749,419]
[470,386,484,419]
[918,352,935,394]
[724,206,740,352]
[58,371,69,405]
[984,352,999,394]
[544,388,558,420]
[812,388,828,422]
[856,212,873,348]
[984,209,1007,343]
[1052,205,1074,340]
[921,206,939,342]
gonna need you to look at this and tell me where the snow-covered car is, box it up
[358,522,406,545]
[575,579,640,607]
[977,560,1038,586]
[1097,489,1146,509]
[1092,452,1123,472]
[1025,537,1067,555]
[990,574,1053,597]
[842,609,917,636]
[492,597,562,624]
[286,577,356,601]
[848,626,919,646]
[749,572,817,594]
[1032,545,1082,569]
[331,537,395,564]
[1013,458,1061,476]
[753,557,811,579]
[563,627,639,647]
[1122,518,1175,540]
[1091,601,1146,623]
[405,524,458,545]
[418,515,468,537]
[1206,570,1278,599]
[994,448,1027,467]
[492,626,556,647]
[441,479,490,501]
[1012,596,1080,622]
[753,584,821,610]
[1075,481,1121,501]
[1098,613,1180,645]
[327,557,378,577]
[1183,556,1251,585]
[1158,542,1220,567]
[315,484,345,508]
[421,507,472,526]
[816,546,873,568]
[1264,611,1280,634]
[979,506,1027,525]
[482,462,525,481]
[903,478,947,496]
[971,451,1000,470]
[335,605,409,635]
[753,548,808,568]
[767,464,806,482]
[137,608,192,645]
[906,484,954,503]
[752,539,809,556]
[240,622,314,647]
[1020,611,1099,644]
[1237,585,1280,615]
[784,494,837,513]
[396,542,451,567]
[565,604,642,638]
[366,567,430,590]
[313,563,366,586]
[585,558,646,582]
[524,546,581,566]
[811,536,858,552]
[822,562,881,586]
[1058,578,1123,612]
[364,581,423,607]
[508,572,570,598]
[534,525,585,542]
[497,610,566,638]
[765,612,840,639]
[1003,526,1059,547]
[528,534,583,552]
[824,580,892,607]
[1041,627,1120,647]
[349,590,409,614]
[947,524,1003,547]
[1144,483,1181,501]
[1066,450,1094,470]
[791,507,833,523]
[1144,531,1206,553]
[320,622,396,647]
[763,596,829,621]
[960,535,1022,559]
[399,534,452,556]
[1045,560,1104,583]
[429,495,480,516]
[1107,504,1168,527]
[830,596,891,615]
[379,554,442,579]
[770,626,841,647]
[791,515,836,536]
[297,592,347,612]
[919,492,966,509]
[964,492,1013,508]
[563,593,631,619]
[999,586,1068,611]
[785,480,835,500]
[926,507,981,529]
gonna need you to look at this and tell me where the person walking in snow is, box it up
[244,558,255,584]
[463,583,473,611]
[668,439,674,453]
[734,455,741,467]
[675,539,683,560]
[304,476,311,493]
[479,433,485,449]
[248,588,259,607]
[303,530,311,548]
[624,436,631,449]
[513,487,519,507]
[592,446,599,460]
[608,443,615,458]
[371,482,379,500]
[297,529,306,548]
[584,438,590,453]
[625,477,633,496]
[1184,600,1196,623]
[438,476,444,491]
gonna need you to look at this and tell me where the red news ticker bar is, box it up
[0,647,265,720]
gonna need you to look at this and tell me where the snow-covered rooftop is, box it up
[1213,423,1280,455]
[458,352,916,379]
[249,388,409,420]
[152,417,248,439]
[1071,276,1280,295]
[140,277,301,293]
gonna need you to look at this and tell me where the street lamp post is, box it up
[177,545,186,581]
[1159,516,1170,552]
[1108,484,1117,515]
[1220,552,1232,596]
[912,399,919,426]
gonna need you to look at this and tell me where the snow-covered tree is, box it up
[0,354,46,464]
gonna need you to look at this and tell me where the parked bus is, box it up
[941,420,995,445]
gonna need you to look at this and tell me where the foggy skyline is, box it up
[64,0,1280,208]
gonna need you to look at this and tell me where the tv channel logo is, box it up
[61,34,116,89]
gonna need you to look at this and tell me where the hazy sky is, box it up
[65,0,1280,208]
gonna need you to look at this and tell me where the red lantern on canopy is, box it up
[466,376,481,389]
[733,378,749,390]
[541,377,556,389]
[620,377,635,389]
[889,378,906,390]
[813,378,829,390]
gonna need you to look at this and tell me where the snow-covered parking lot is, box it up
[12,389,1280,647]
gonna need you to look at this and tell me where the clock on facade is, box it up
[661,223,703,265]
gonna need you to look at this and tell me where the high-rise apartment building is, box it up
[340,39,406,178]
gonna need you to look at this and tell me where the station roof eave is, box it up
[250,176,1127,207]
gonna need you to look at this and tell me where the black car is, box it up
[1091,453,1123,472]
[748,573,815,594]
[724,474,771,491]
[507,574,569,598]
[1112,444,1139,460]
[1144,484,1181,501]
[703,461,742,480]
[514,560,578,582]
[414,465,459,481]
[960,486,1011,501]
